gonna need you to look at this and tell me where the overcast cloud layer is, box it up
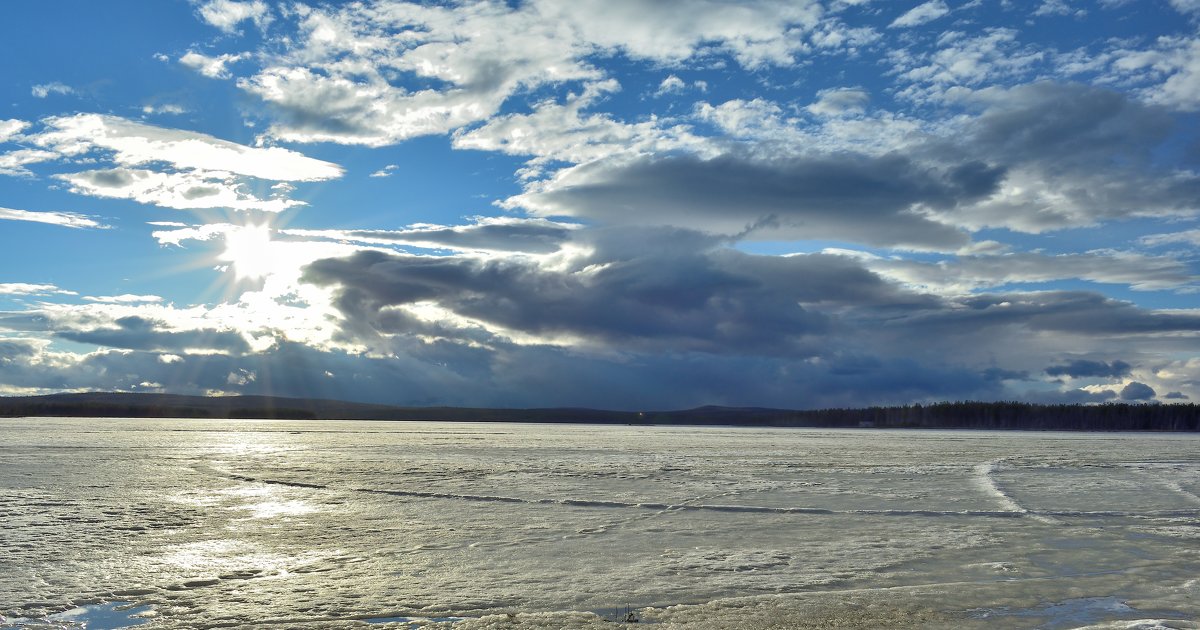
[0,1,1198,408]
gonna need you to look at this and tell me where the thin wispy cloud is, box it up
[0,207,108,229]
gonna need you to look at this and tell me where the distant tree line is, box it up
[0,394,1196,431]
[639,401,1200,431]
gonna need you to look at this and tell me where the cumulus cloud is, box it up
[0,119,29,142]
[232,0,833,146]
[1120,381,1156,400]
[196,0,270,32]
[889,1,950,28]
[0,206,107,229]
[654,75,687,97]
[180,51,248,79]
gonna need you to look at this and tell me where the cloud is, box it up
[1109,36,1200,112]
[1120,381,1156,400]
[282,217,580,254]
[927,83,1200,233]
[889,1,950,28]
[56,315,253,354]
[0,119,29,142]
[654,75,687,97]
[196,0,270,33]
[369,164,398,178]
[890,29,1045,102]
[82,295,164,304]
[232,0,832,146]
[58,168,302,212]
[860,250,1200,293]
[505,152,982,250]
[0,148,59,177]
[30,82,73,98]
[33,114,342,181]
[807,87,869,116]
[452,81,705,174]
[1168,0,1200,14]
[1033,0,1077,17]
[0,283,76,296]
[10,114,342,210]
[180,51,248,79]
[0,206,107,229]
[1045,359,1132,378]
[1141,229,1200,247]
[141,103,189,116]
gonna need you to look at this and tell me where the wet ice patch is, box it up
[969,597,1164,629]
[2,601,154,629]
[364,614,467,625]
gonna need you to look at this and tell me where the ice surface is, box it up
[1,419,1198,628]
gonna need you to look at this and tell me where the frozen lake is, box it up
[1,418,1198,629]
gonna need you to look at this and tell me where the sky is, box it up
[1,0,1199,410]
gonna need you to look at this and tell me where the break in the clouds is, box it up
[0,0,1198,408]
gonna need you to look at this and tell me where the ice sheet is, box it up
[1,419,1198,628]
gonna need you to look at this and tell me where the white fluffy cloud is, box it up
[180,51,248,79]
[196,0,270,33]
[233,0,838,146]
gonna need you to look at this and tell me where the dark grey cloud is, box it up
[55,316,252,354]
[1120,381,1156,401]
[1023,387,1119,405]
[303,244,838,355]
[511,152,982,250]
[79,168,136,187]
[1164,391,1189,400]
[933,82,1200,231]
[1045,359,1132,378]
[966,82,1174,169]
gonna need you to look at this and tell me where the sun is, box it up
[218,223,276,281]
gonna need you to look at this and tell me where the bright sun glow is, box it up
[219,223,276,281]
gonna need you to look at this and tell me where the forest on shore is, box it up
[0,393,1197,431]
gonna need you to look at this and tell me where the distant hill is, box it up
[0,393,1197,431]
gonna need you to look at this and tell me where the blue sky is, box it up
[1,0,1199,409]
